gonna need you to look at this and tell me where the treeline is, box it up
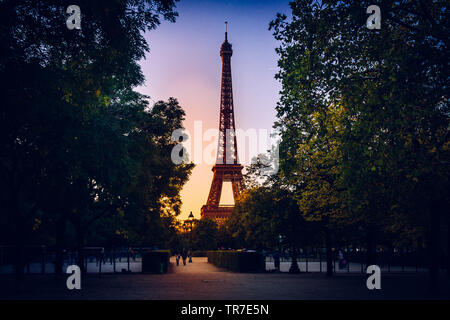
[0,0,193,281]
[223,0,449,291]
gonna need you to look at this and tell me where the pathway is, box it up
[0,257,449,299]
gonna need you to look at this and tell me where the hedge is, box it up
[142,250,170,274]
[207,251,265,272]
[192,250,208,257]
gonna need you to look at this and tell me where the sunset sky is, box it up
[136,0,290,220]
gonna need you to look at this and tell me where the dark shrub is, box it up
[207,251,265,272]
[192,250,208,257]
[142,250,170,274]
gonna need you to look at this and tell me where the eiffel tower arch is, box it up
[201,23,244,224]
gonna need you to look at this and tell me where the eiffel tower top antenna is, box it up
[225,21,228,41]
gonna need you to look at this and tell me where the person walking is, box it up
[128,247,136,261]
[99,247,105,265]
[176,253,180,266]
[338,250,347,269]
[181,249,187,266]
[273,251,281,272]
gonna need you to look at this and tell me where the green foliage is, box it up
[192,218,218,251]
[0,1,193,271]
[268,0,449,281]
[226,186,314,250]
[269,0,449,246]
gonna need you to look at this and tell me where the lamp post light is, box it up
[188,211,194,263]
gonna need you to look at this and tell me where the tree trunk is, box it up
[14,218,25,292]
[325,230,333,276]
[366,225,376,267]
[447,214,450,276]
[54,216,66,279]
[429,204,441,292]
[289,247,300,273]
[12,187,25,292]
[76,228,85,274]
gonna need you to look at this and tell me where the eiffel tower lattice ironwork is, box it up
[201,22,244,224]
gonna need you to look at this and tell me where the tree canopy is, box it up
[0,0,195,279]
[268,0,449,287]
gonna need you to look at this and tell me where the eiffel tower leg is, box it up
[206,171,223,207]
[231,175,244,203]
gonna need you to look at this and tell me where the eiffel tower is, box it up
[200,22,244,224]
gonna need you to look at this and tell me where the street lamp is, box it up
[188,212,194,263]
